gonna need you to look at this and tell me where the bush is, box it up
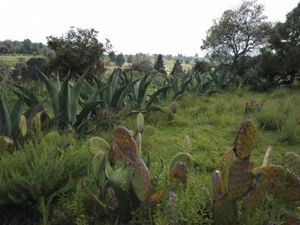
[256,103,284,131]
[0,132,91,225]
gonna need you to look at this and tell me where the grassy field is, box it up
[0,54,35,67]
[1,86,299,224]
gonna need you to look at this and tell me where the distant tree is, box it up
[154,54,166,74]
[132,59,153,73]
[46,27,107,78]
[115,53,125,67]
[127,55,133,63]
[269,2,300,85]
[170,59,183,76]
[201,0,271,73]
[193,60,211,74]
[108,51,116,62]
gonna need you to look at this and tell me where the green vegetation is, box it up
[0,0,300,224]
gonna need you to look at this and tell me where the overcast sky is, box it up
[1,0,299,56]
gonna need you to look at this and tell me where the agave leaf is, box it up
[0,96,12,136]
[58,79,72,124]
[261,145,272,166]
[146,86,171,109]
[69,70,89,124]
[233,120,256,160]
[10,96,25,131]
[87,137,110,156]
[11,83,39,107]
[129,158,151,202]
[37,70,59,116]
[252,165,300,201]
[113,126,139,163]
[283,152,300,178]
[74,100,103,128]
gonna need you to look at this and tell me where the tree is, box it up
[193,60,211,74]
[201,0,271,73]
[170,59,183,76]
[115,53,125,67]
[154,54,166,74]
[46,27,107,78]
[269,2,300,85]
[109,51,116,62]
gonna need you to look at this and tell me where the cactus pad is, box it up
[109,141,121,165]
[226,158,253,200]
[113,126,138,163]
[170,161,188,187]
[0,136,14,152]
[18,115,27,137]
[252,165,300,201]
[262,146,272,166]
[32,112,42,134]
[144,125,155,137]
[136,132,142,156]
[137,112,144,133]
[283,152,300,178]
[87,136,110,156]
[169,101,178,114]
[212,170,225,201]
[233,120,256,160]
[242,182,262,214]
[129,158,151,202]
[167,191,177,225]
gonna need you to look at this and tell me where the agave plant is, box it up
[0,95,28,149]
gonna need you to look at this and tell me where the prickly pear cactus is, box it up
[129,158,151,202]
[32,112,42,134]
[252,165,300,201]
[183,135,190,151]
[169,101,178,114]
[113,126,138,163]
[18,115,27,137]
[283,152,300,178]
[136,132,142,156]
[167,191,178,225]
[233,120,256,160]
[170,162,188,187]
[91,152,107,187]
[242,182,263,214]
[87,136,110,156]
[109,140,121,165]
[212,170,225,202]
[0,136,14,152]
[213,197,238,225]
[226,158,253,200]
[262,146,272,166]
[137,112,144,133]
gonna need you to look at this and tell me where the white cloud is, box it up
[0,0,299,55]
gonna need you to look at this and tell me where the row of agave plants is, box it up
[0,68,237,149]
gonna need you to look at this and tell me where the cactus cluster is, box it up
[212,120,300,225]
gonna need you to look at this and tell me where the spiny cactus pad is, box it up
[109,141,121,165]
[87,137,110,156]
[252,165,300,201]
[136,132,142,156]
[169,101,178,114]
[32,112,42,134]
[212,170,225,201]
[242,182,263,214]
[226,158,253,200]
[262,146,272,166]
[170,162,188,187]
[233,120,256,160]
[167,191,177,225]
[113,126,138,163]
[129,158,151,202]
[283,152,300,178]
[136,112,144,133]
[18,115,27,137]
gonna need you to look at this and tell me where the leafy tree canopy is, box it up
[154,54,166,74]
[201,0,271,73]
[47,27,108,77]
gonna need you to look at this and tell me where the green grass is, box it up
[0,54,35,67]
[1,87,300,224]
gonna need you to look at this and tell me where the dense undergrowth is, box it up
[0,87,299,225]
